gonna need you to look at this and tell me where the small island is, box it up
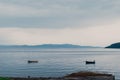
[106,42,120,48]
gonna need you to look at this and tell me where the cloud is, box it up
[0,0,120,28]
[0,21,120,46]
[0,0,120,45]
[0,0,83,17]
[0,3,51,17]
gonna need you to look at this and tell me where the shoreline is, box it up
[0,71,115,80]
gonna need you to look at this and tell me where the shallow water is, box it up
[0,48,119,79]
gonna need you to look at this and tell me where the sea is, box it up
[0,48,120,79]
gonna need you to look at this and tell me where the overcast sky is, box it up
[0,0,120,46]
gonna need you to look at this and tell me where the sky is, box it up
[0,0,120,47]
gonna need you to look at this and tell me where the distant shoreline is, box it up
[106,42,120,49]
[0,44,100,48]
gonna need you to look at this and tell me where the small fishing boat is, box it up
[86,60,95,64]
[28,60,38,63]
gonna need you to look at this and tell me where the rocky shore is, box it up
[7,71,115,80]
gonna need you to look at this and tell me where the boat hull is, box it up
[86,61,95,64]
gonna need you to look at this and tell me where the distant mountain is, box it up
[0,44,98,48]
[106,42,120,48]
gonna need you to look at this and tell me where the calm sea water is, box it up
[0,48,120,79]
